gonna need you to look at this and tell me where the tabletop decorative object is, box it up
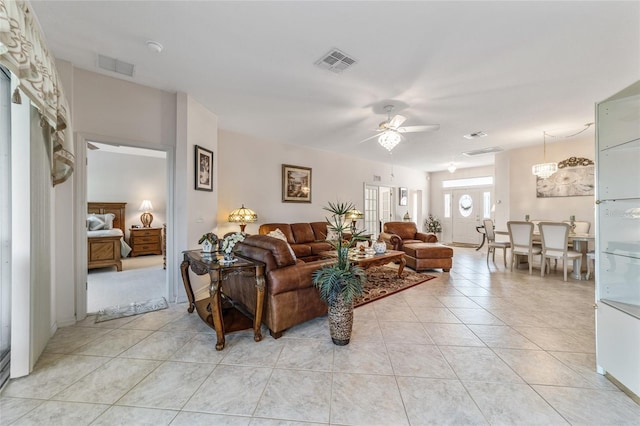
[221,232,245,261]
[198,232,218,253]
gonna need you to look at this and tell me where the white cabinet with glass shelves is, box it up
[595,80,640,399]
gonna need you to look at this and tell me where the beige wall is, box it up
[496,134,596,230]
[72,68,176,146]
[87,150,167,241]
[216,130,429,236]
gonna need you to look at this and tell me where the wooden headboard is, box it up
[88,202,127,233]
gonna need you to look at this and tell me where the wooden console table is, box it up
[180,250,265,350]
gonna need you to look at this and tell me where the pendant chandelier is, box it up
[531,131,558,179]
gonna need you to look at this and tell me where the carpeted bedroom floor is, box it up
[87,255,166,314]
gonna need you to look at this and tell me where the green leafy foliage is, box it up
[313,201,367,304]
[425,214,442,233]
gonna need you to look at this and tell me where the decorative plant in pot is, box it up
[425,214,443,235]
[198,232,218,253]
[312,201,368,345]
[220,232,245,262]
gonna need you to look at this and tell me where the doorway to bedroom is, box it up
[86,142,168,313]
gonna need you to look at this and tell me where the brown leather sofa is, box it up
[379,221,438,251]
[224,235,333,338]
[259,222,333,261]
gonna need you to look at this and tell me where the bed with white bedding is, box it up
[87,202,132,271]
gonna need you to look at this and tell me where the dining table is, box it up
[495,230,595,280]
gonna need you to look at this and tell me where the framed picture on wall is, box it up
[399,187,408,206]
[282,164,312,203]
[195,145,213,191]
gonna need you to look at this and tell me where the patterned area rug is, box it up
[95,297,169,323]
[354,267,436,308]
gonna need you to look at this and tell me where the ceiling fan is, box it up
[361,105,440,151]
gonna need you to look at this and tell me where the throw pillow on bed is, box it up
[87,215,106,231]
[87,213,116,231]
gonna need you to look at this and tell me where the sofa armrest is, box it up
[416,232,438,243]
[379,232,402,250]
[268,259,334,295]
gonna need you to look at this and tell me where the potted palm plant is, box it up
[312,201,367,345]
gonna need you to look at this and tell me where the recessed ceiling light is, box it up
[464,131,488,139]
[146,40,164,53]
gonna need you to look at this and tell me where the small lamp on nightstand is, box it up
[228,204,258,232]
[346,209,363,233]
[139,200,154,227]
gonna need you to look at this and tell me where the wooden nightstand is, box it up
[129,227,163,257]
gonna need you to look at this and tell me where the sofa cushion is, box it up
[266,229,297,261]
[307,241,334,254]
[259,223,295,244]
[291,223,316,243]
[290,243,312,258]
[236,235,296,269]
[310,221,328,240]
[403,242,453,259]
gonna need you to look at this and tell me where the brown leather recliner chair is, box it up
[379,221,438,251]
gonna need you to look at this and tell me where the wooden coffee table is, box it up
[319,249,406,277]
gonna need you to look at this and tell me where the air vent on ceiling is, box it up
[315,48,357,73]
[463,146,504,157]
[464,131,488,139]
[97,54,135,77]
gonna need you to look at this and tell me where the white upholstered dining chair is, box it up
[539,222,583,281]
[483,219,510,267]
[563,220,591,234]
[563,221,591,249]
[507,221,542,274]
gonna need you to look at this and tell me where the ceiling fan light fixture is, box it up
[378,131,401,151]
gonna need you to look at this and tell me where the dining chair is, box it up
[507,221,542,274]
[563,221,591,248]
[483,219,510,267]
[539,222,583,281]
[586,251,596,280]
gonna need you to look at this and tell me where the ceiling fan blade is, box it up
[397,124,440,133]
[358,133,381,144]
[387,114,407,129]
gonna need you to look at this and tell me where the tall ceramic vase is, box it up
[328,295,354,346]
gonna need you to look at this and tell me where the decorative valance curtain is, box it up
[0,0,73,185]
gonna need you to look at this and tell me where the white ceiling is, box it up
[31,1,640,172]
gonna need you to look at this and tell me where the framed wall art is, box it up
[399,187,408,206]
[195,145,213,191]
[282,164,312,203]
[536,157,595,198]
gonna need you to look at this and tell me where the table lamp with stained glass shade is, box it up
[228,204,258,232]
[345,209,364,233]
[139,200,154,227]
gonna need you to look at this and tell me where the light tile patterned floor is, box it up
[2,248,639,425]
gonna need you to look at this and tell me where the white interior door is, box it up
[364,184,379,238]
[380,186,392,232]
[452,189,483,244]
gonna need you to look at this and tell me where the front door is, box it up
[452,189,483,244]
